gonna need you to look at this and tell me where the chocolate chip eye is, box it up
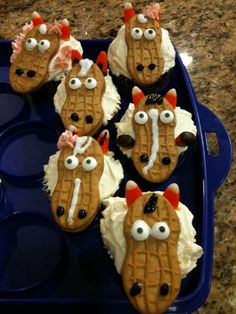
[160,110,174,123]
[131,27,143,40]
[56,206,64,217]
[64,155,79,170]
[134,111,148,125]
[85,77,97,89]
[162,157,171,165]
[82,157,97,172]
[70,113,79,122]
[140,154,149,163]
[144,28,156,40]
[38,39,50,53]
[136,64,144,71]
[15,68,24,76]
[69,77,82,90]
[85,115,93,124]
[131,220,150,241]
[151,222,170,240]
[25,37,37,51]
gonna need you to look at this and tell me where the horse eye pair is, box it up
[131,28,156,40]
[25,38,50,53]
[134,110,174,125]
[64,156,97,171]
[131,220,170,241]
[68,77,97,90]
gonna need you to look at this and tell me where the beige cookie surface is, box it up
[122,192,181,314]
[125,15,164,86]
[51,137,104,232]
[61,62,105,136]
[9,26,59,93]
[131,94,178,183]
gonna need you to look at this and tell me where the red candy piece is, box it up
[61,19,70,40]
[124,3,136,24]
[96,51,108,75]
[125,180,142,208]
[32,12,44,26]
[97,130,110,154]
[163,183,179,209]
[164,89,177,109]
[132,86,145,107]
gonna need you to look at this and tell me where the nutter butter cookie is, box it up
[123,181,181,314]
[54,51,121,136]
[116,87,196,183]
[9,11,83,94]
[44,129,124,232]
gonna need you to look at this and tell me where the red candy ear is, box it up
[124,2,136,24]
[32,11,44,26]
[97,129,110,154]
[163,183,179,209]
[125,180,142,208]
[132,86,145,107]
[96,51,108,75]
[61,18,70,40]
[71,50,82,66]
[164,89,177,109]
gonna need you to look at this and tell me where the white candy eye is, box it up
[137,14,147,24]
[82,157,97,172]
[38,39,50,53]
[68,78,82,90]
[151,222,170,240]
[131,220,150,241]
[160,110,174,124]
[134,111,148,125]
[85,77,97,89]
[131,27,143,40]
[144,29,156,40]
[25,38,37,51]
[64,155,79,170]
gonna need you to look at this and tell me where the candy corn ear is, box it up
[164,89,177,109]
[124,2,136,24]
[163,183,179,209]
[71,50,82,66]
[61,19,70,40]
[132,86,145,107]
[97,129,110,154]
[32,11,44,26]
[125,180,142,208]
[96,51,108,75]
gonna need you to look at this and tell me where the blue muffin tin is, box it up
[0,39,232,313]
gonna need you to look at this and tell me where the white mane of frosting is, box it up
[100,195,203,278]
[107,25,176,78]
[115,103,197,157]
[54,71,120,124]
[43,151,124,201]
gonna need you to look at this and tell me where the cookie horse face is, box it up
[122,181,181,314]
[51,136,104,232]
[60,52,107,136]
[124,3,164,85]
[9,12,64,93]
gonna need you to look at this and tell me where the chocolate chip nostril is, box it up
[136,64,144,72]
[15,68,24,76]
[160,283,169,296]
[27,70,36,78]
[148,63,156,70]
[56,206,65,217]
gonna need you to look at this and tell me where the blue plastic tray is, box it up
[0,40,232,313]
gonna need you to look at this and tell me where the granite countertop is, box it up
[0,0,235,313]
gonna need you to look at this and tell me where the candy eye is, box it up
[131,220,150,241]
[151,222,170,240]
[38,39,50,53]
[85,77,97,89]
[144,29,156,40]
[64,155,79,170]
[131,27,143,40]
[25,38,37,51]
[134,111,148,125]
[68,78,82,90]
[82,157,97,172]
[160,110,174,124]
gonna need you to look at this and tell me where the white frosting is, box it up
[43,150,124,201]
[78,59,93,77]
[116,105,197,157]
[73,136,92,155]
[100,195,203,278]
[54,71,120,124]
[67,178,81,225]
[107,25,175,78]
[47,36,83,82]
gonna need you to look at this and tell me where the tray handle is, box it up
[197,103,232,192]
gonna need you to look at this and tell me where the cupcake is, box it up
[107,2,176,95]
[9,11,83,94]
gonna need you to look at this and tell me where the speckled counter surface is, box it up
[0,0,235,313]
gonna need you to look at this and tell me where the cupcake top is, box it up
[107,3,175,85]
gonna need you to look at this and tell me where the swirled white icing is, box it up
[100,195,203,278]
[107,25,176,78]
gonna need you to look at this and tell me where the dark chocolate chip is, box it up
[27,70,36,78]
[117,135,135,149]
[144,193,158,213]
[78,210,87,219]
[162,157,171,165]
[130,282,143,296]
[140,154,149,163]
[148,63,156,70]
[56,206,64,217]
[70,113,79,121]
[136,64,144,72]
[160,283,169,296]
[145,93,163,105]
[15,68,24,76]
[179,132,196,146]
[85,115,93,124]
